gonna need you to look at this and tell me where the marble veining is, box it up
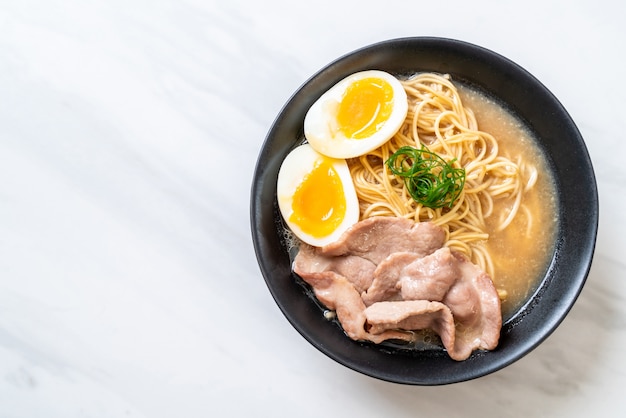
[1,0,625,416]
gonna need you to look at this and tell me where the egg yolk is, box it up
[290,158,346,238]
[336,77,395,140]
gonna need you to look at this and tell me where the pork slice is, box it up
[320,217,446,264]
[399,247,459,302]
[364,300,456,356]
[442,252,502,359]
[293,243,376,294]
[362,247,459,306]
[297,270,412,344]
[361,252,420,306]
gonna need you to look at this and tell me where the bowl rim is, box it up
[250,36,599,385]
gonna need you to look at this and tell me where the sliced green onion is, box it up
[386,145,466,209]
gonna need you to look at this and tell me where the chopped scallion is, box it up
[386,145,466,209]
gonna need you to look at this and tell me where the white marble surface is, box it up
[0,0,624,416]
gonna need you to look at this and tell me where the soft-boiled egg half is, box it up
[304,70,408,159]
[277,143,360,247]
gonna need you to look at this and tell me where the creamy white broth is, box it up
[458,84,558,320]
[280,77,559,342]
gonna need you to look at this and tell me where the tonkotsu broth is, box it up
[457,84,558,320]
[279,76,559,346]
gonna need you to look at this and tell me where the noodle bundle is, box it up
[348,73,538,278]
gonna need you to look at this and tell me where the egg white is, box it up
[276,143,360,247]
[304,70,408,159]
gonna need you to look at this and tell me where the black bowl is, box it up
[250,37,598,385]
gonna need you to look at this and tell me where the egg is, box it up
[277,143,360,247]
[304,70,408,159]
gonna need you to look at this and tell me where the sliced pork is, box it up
[361,252,416,306]
[320,216,445,264]
[362,247,459,306]
[441,252,502,357]
[399,247,459,301]
[362,252,502,361]
[294,216,446,295]
[297,269,412,344]
[291,216,502,361]
[365,300,456,357]
[294,243,377,294]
